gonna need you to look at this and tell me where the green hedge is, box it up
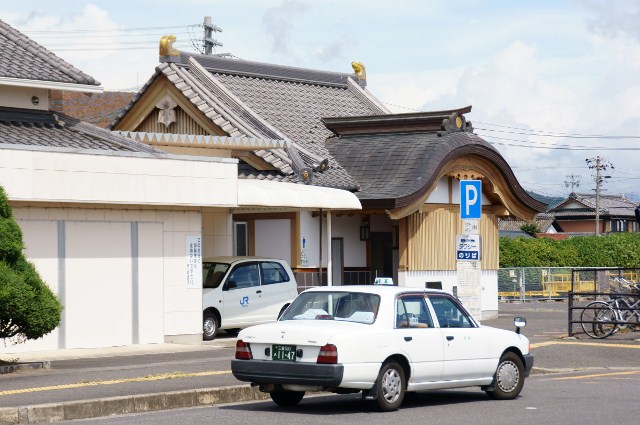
[500,233,640,268]
[0,185,62,342]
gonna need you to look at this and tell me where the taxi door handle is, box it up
[404,336,412,342]
[256,290,262,294]
[446,336,454,341]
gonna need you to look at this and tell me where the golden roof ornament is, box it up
[159,35,180,63]
[351,62,366,81]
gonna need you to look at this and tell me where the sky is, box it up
[3,0,640,202]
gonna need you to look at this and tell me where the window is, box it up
[260,261,290,285]
[202,262,230,289]
[429,296,473,328]
[234,222,248,256]
[280,291,380,324]
[395,296,433,328]
[225,263,260,290]
[611,220,626,233]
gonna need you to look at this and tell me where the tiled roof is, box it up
[50,90,135,128]
[110,54,389,189]
[499,230,534,239]
[498,213,559,232]
[549,192,639,217]
[0,20,99,86]
[324,123,546,212]
[0,107,162,154]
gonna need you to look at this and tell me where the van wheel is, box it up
[203,312,219,341]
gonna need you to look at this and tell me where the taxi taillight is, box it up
[235,340,253,360]
[316,344,338,364]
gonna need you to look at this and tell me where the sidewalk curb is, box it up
[0,362,50,375]
[0,384,269,425]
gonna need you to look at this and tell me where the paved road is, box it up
[1,300,639,422]
[62,368,640,425]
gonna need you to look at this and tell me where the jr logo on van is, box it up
[240,296,249,307]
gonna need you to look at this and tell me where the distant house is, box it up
[498,212,562,238]
[547,192,640,234]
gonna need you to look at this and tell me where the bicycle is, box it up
[580,279,640,339]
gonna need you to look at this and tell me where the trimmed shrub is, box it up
[500,233,640,268]
[0,185,62,342]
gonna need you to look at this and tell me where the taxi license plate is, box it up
[272,344,296,362]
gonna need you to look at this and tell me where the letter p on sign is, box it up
[460,180,482,219]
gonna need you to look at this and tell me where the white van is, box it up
[202,256,298,340]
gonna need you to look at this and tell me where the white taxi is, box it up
[231,285,533,411]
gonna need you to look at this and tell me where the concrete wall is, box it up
[0,205,234,354]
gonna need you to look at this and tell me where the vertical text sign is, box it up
[186,235,202,288]
[460,180,482,219]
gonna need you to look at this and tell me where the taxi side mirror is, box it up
[514,317,527,334]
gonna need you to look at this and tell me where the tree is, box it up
[0,185,62,343]
[519,222,541,236]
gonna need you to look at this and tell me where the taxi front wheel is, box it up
[486,352,524,400]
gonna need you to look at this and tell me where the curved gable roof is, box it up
[324,112,546,217]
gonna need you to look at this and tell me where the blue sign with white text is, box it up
[460,180,482,219]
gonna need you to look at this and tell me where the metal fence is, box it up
[498,267,640,301]
[567,268,640,338]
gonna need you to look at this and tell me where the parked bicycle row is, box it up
[568,272,640,339]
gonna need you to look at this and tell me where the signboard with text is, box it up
[186,236,202,289]
[456,234,481,261]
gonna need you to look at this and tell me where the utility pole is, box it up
[586,156,614,235]
[564,174,581,193]
[203,16,223,55]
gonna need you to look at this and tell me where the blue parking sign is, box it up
[460,180,482,219]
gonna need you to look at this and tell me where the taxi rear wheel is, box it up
[374,361,405,411]
[270,390,304,407]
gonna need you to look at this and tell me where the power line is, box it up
[475,121,640,139]
[29,31,194,39]
[476,126,640,140]
[378,101,640,141]
[49,45,192,52]
[23,24,199,34]
[480,134,640,151]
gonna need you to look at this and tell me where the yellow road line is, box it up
[531,341,640,349]
[0,370,231,397]
[547,370,640,381]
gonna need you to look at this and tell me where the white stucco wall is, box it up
[202,211,233,258]
[298,212,366,268]
[0,206,227,354]
[255,219,291,264]
[0,147,238,207]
